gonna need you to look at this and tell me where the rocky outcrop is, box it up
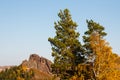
[21,54,52,74]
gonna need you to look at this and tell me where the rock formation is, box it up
[21,54,52,74]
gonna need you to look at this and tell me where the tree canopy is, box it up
[49,9,120,80]
[48,9,84,79]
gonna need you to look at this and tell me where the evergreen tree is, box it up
[83,20,107,56]
[48,9,84,79]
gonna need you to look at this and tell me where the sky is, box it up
[0,0,120,66]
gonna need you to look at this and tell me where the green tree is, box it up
[48,9,84,79]
[83,20,107,56]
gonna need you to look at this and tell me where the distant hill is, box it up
[0,66,12,72]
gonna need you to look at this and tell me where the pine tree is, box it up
[83,20,107,56]
[48,9,84,79]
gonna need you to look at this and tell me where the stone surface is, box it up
[21,54,52,74]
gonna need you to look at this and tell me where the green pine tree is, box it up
[48,9,84,79]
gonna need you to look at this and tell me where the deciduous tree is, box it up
[83,20,120,80]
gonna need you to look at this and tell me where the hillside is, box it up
[0,54,59,80]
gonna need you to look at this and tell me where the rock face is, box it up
[21,54,52,74]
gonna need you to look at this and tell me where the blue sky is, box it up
[0,0,120,65]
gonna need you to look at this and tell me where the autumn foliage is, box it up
[0,9,119,80]
[0,65,34,80]
[49,9,120,80]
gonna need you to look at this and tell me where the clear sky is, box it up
[0,0,120,66]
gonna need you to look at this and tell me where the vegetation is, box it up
[0,9,119,80]
[49,9,120,80]
[0,66,34,80]
[85,20,120,80]
[48,9,84,79]
[0,65,54,80]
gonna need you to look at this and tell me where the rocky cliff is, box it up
[21,54,52,74]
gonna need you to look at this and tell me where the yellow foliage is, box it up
[70,75,84,80]
[22,65,28,72]
[90,33,120,80]
[17,76,25,80]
